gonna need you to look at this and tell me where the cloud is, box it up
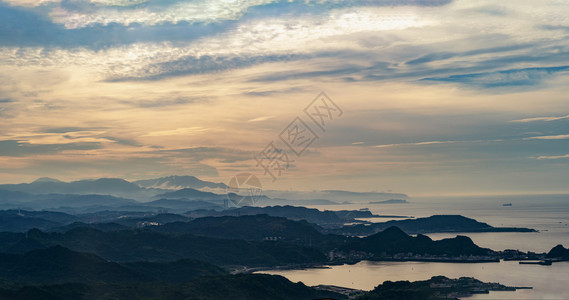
[0,140,103,157]
[155,146,254,164]
[511,115,569,123]
[51,0,275,29]
[119,97,203,108]
[42,126,106,134]
[0,98,15,117]
[2,132,114,145]
[536,154,569,160]
[405,44,534,65]
[375,140,456,148]
[1,0,60,7]
[248,116,275,122]
[524,134,569,140]
[41,0,454,29]
[0,3,235,48]
[143,127,209,137]
[107,53,310,81]
[5,0,567,86]
[421,66,569,88]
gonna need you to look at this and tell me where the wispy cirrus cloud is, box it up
[524,134,569,140]
[143,127,209,137]
[248,116,275,122]
[536,154,569,160]
[1,131,114,145]
[51,0,274,29]
[421,66,569,88]
[511,115,569,123]
[375,140,457,148]
[2,0,569,194]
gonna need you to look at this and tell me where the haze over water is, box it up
[309,193,569,252]
[260,193,569,298]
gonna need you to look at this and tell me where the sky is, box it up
[0,0,568,196]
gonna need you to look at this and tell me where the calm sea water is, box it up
[259,194,569,298]
[308,194,569,252]
[260,260,569,299]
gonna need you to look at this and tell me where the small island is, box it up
[355,276,531,300]
[369,199,409,204]
[328,215,536,236]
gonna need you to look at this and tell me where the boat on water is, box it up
[502,203,513,207]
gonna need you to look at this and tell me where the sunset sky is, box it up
[1,0,568,196]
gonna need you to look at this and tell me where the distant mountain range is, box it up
[0,176,228,199]
[264,189,409,203]
[0,178,148,199]
[0,176,414,212]
[134,175,228,190]
[154,188,227,200]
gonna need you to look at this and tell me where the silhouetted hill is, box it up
[546,244,569,260]
[32,177,63,183]
[153,214,327,243]
[0,189,36,202]
[35,194,138,209]
[49,222,129,233]
[0,210,82,232]
[0,245,227,285]
[6,210,78,223]
[358,276,521,300]
[0,212,60,232]
[0,178,147,198]
[330,215,535,235]
[343,226,492,256]
[369,199,408,204]
[186,205,387,226]
[126,259,227,283]
[113,213,191,227]
[155,188,225,200]
[0,193,139,212]
[135,175,227,190]
[0,274,344,300]
[0,227,326,266]
[0,246,150,284]
[146,198,221,210]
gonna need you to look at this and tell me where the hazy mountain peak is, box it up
[134,175,227,190]
[32,177,62,183]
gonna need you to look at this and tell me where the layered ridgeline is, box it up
[0,216,501,300]
[0,215,500,266]
[0,226,531,300]
[0,246,226,284]
[0,176,407,213]
[0,246,342,300]
[0,207,534,234]
[0,176,228,196]
[133,175,228,190]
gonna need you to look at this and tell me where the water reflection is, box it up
[258,260,569,299]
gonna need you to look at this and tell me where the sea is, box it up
[258,194,569,299]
